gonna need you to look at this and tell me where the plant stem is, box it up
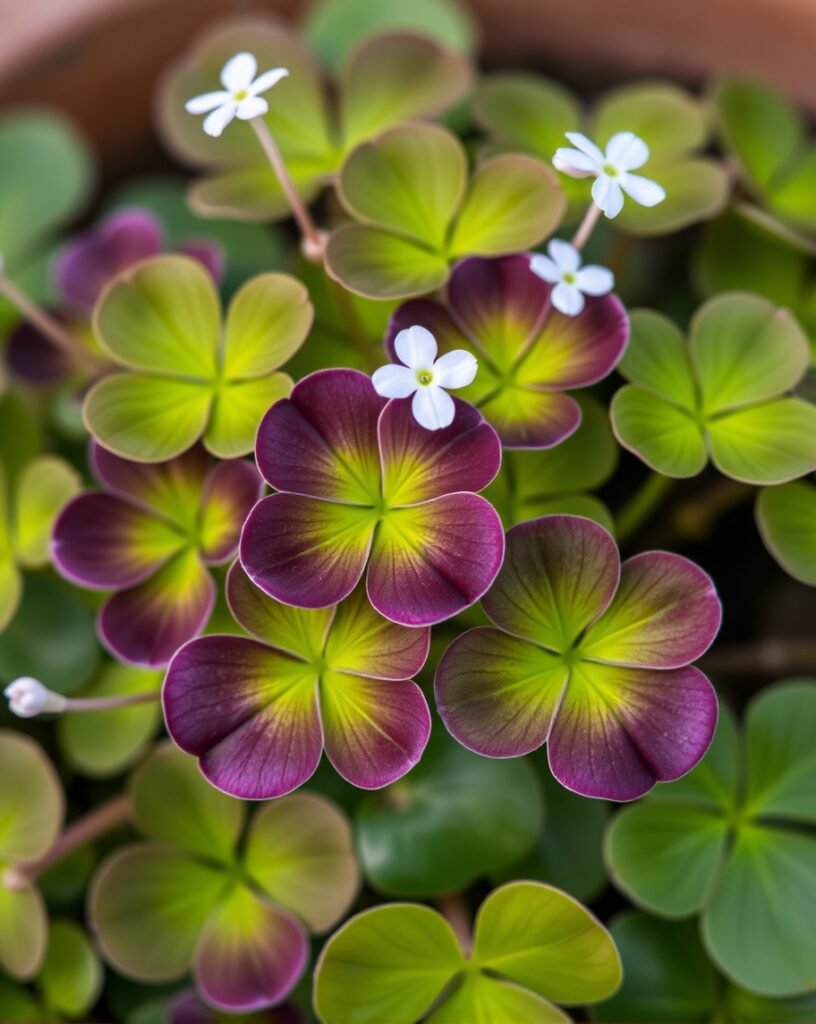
[669,479,753,542]
[250,117,326,263]
[3,794,131,891]
[615,472,676,544]
[437,894,472,955]
[62,691,160,713]
[0,270,101,373]
[570,202,603,251]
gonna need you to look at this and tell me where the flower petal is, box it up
[432,350,478,389]
[250,67,289,95]
[528,254,562,284]
[368,493,504,626]
[163,635,322,799]
[255,369,384,504]
[479,389,582,449]
[193,885,308,1012]
[235,96,269,121]
[576,265,614,296]
[549,661,718,800]
[372,363,418,399]
[321,672,431,788]
[240,493,375,609]
[220,52,257,92]
[547,238,580,273]
[552,149,598,177]
[202,103,237,138]
[592,175,624,218]
[412,386,455,430]
[394,324,438,370]
[198,459,262,564]
[184,90,231,114]
[436,627,569,757]
[565,131,605,164]
[385,300,469,361]
[620,173,666,208]
[581,551,721,668]
[605,131,649,171]
[551,281,585,316]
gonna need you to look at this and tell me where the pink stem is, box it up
[437,894,473,956]
[63,691,160,713]
[570,201,603,251]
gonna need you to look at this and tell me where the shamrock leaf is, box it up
[435,514,721,800]
[476,76,728,234]
[164,562,431,799]
[240,368,504,626]
[52,443,261,666]
[592,911,816,1023]
[326,124,565,299]
[157,17,472,221]
[611,293,816,484]
[84,254,311,461]
[605,682,816,996]
[355,726,542,896]
[0,730,63,980]
[314,881,621,1023]
[756,479,816,585]
[90,743,358,1013]
[384,255,628,447]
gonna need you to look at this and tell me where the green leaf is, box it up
[129,742,244,863]
[594,81,708,161]
[614,158,727,236]
[619,310,697,408]
[204,373,292,458]
[13,457,80,567]
[222,273,312,379]
[706,398,816,485]
[428,973,568,1023]
[0,884,48,980]
[703,826,816,996]
[326,224,449,299]
[356,727,542,896]
[744,681,816,821]
[450,154,565,256]
[0,729,62,862]
[189,162,325,223]
[38,920,102,1019]
[58,663,163,778]
[0,977,40,1024]
[756,481,816,585]
[591,912,716,1023]
[314,904,465,1024]
[611,387,707,478]
[690,293,809,414]
[473,881,622,1005]
[305,0,477,71]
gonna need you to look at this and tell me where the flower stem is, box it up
[0,270,102,373]
[62,691,160,713]
[615,472,676,544]
[3,794,131,891]
[437,894,472,956]
[570,202,603,251]
[250,117,326,263]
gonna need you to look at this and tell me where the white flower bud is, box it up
[4,677,67,718]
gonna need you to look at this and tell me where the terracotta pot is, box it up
[0,0,811,169]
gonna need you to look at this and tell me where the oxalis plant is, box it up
[0,2,815,1021]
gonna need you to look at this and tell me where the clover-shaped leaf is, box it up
[476,76,727,234]
[314,881,621,1023]
[436,514,721,800]
[90,743,358,1012]
[164,562,431,798]
[592,911,816,1023]
[0,730,63,980]
[756,480,816,585]
[612,294,816,484]
[84,255,311,461]
[326,124,565,299]
[157,17,471,221]
[384,255,627,447]
[240,368,504,626]
[53,443,261,666]
[355,726,542,896]
[606,681,816,996]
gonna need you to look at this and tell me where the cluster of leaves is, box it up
[1,0,816,1021]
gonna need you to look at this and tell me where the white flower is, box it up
[185,52,289,138]
[529,239,614,316]
[4,677,66,718]
[553,131,666,219]
[372,326,477,431]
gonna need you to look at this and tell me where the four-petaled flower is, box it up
[239,369,504,627]
[185,52,289,138]
[52,443,261,667]
[435,514,721,801]
[372,325,478,430]
[530,239,614,316]
[553,131,666,218]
